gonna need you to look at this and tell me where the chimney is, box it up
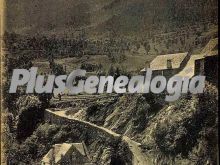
[167,59,172,69]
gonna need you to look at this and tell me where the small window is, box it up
[167,59,172,69]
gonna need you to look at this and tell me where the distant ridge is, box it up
[5,0,218,37]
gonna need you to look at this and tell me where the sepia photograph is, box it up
[0,0,218,164]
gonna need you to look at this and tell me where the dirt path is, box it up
[51,94,119,103]
[53,110,120,137]
[46,109,153,165]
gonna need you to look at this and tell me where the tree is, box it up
[132,96,150,132]
[37,93,53,108]
[107,65,115,76]
[144,41,151,54]
[51,62,66,76]
[16,95,44,140]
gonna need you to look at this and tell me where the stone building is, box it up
[195,51,218,83]
[175,38,218,82]
[141,38,218,81]
[141,52,190,78]
[41,142,94,165]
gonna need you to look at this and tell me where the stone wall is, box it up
[44,109,121,145]
[44,109,145,165]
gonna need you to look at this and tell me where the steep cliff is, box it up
[61,82,218,164]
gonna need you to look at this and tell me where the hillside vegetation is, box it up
[6,0,218,37]
[61,83,218,164]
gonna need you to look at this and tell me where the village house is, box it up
[141,38,218,81]
[141,52,190,78]
[41,142,94,165]
[194,50,218,83]
[173,38,218,83]
[194,38,218,84]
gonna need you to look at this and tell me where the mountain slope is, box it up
[5,0,218,37]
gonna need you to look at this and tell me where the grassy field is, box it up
[32,59,51,74]
[32,25,218,75]
[32,54,155,75]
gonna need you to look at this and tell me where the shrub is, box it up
[153,83,218,163]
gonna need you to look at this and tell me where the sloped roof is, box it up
[42,143,89,164]
[204,50,218,57]
[150,52,188,71]
[175,38,218,78]
[72,143,87,156]
[175,53,205,78]
[201,38,218,54]
[175,50,218,78]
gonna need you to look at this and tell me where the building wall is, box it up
[195,55,218,84]
[152,69,179,79]
[195,59,205,75]
[204,56,218,84]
